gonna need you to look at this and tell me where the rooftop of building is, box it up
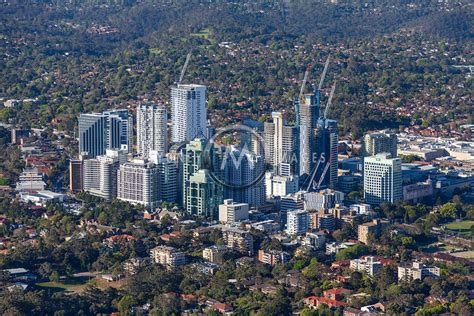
[174,83,206,89]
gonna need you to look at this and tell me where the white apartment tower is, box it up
[83,149,126,200]
[117,159,160,208]
[286,210,309,235]
[362,131,398,158]
[137,104,168,158]
[364,153,402,205]
[264,112,297,176]
[171,84,207,143]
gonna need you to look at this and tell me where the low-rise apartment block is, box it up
[358,219,390,244]
[222,228,254,256]
[398,261,440,282]
[202,245,228,264]
[326,242,356,255]
[302,231,326,249]
[150,246,185,268]
[257,249,290,266]
[350,256,382,277]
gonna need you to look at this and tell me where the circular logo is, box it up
[203,124,266,189]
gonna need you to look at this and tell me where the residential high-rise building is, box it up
[216,146,266,208]
[79,110,131,158]
[286,209,309,235]
[362,131,397,158]
[151,154,178,204]
[182,138,207,206]
[182,139,206,182]
[241,119,264,155]
[83,149,126,200]
[186,169,223,219]
[299,94,319,179]
[264,112,297,175]
[218,199,249,223]
[171,84,207,143]
[117,159,160,208]
[137,104,168,158]
[363,153,402,205]
[167,142,187,205]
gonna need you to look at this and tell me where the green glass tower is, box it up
[186,169,223,219]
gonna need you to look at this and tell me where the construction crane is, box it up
[323,81,337,119]
[298,64,312,101]
[305,153,324,191]
[314,158,331,189]
[316,55,331,107]
[178,51,192,85]
[303,56,335,192]
[318,55,331,91]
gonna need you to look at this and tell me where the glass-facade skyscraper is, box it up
[79,109,131,158]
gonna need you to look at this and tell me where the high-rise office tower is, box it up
[83,149,126,200]
[79,110,131,158]
[69,156,85,193]
[265,173,298,198]
[117,159,160,208]
[217,146,266,208]
[103,109,133,153]
[79,113,107,158]
[298,94,319,179]
[186,169,223,219]
[364,153,402,205]
[362,131,398,158]
[218,199,250,223]
[137,104,168,159]
[304,188,344,211]
[171,84,207,143]
[264,112,297,176]
[313,119,338,189]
